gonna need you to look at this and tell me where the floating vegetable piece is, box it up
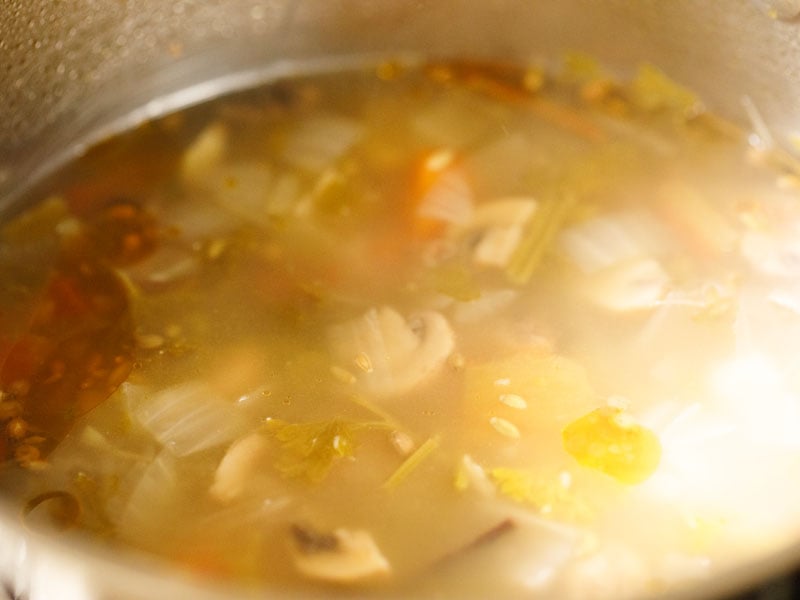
[329,307,455,398]
[383,435,440,489]
[629,63,700,115]
[454,454,493,494]
[452,289,517,324]
[562,406,661,485]
[456,197,537,269]
[209,432,271,503]
[187,160,276,227]
[412,152,474,238]
[506,194,576,285]
[580,257,669,313]
[290,523,391,583]
[127,382,248,457]
[116,450,182,540]
[265,418,380,483]
[558,211,668,274]
[490,467,593,522]
[180,123,228,185]
[282,114,363,173]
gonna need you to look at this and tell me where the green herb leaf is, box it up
[383,435,440,489]
[266,418,381,483]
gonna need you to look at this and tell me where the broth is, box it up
[2,57,799,599]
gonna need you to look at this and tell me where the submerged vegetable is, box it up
[289,523,391,583]
[265,418,389,483]
[328,307,455,398]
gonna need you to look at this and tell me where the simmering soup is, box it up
[2,57,800,598]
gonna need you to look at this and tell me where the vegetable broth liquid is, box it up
[1,58,799,599]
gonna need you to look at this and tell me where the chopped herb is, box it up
[265,418,385,483]
[505,193,577,285]
[383,434,440,489]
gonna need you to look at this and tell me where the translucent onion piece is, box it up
[580,257,669,312]
[115,450,181,540]
[452,289,518,324]
[194,161,276,226]
[126,382,248,456]
[282,114,363,173]
[124,243,199,292]
[416,169,474,227]
[457,198,537,268]
[558,212,666,274]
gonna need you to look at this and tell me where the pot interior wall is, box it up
[3,2,800,599]
[2,0,800,211]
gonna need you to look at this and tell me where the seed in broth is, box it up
[1,57,800,599]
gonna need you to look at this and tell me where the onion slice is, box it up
[126,382,248,456]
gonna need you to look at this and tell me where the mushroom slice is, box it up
[181,123,228,185]
[290,524,391,583]
[458,197,538,268]
[209,432,270,504]
[329,306,455,398]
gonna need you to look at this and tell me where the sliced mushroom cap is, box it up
[290,524,391,583]
[457,197,537,268]
[209,432,270,504]
[329,306,455,398]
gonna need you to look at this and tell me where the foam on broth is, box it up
[1,58,800,599]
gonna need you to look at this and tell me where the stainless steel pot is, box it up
[3,1,800,598]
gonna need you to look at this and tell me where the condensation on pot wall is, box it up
[3,0,800,213]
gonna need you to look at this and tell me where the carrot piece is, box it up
[408,149,472,238]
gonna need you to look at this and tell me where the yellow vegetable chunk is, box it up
[562,406,661,484]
